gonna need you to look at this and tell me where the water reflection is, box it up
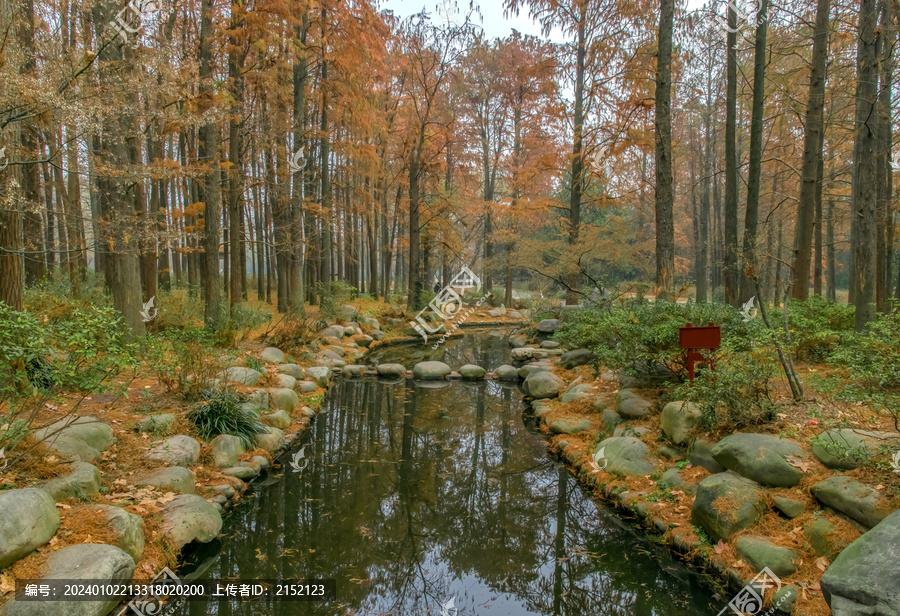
[174,334,718,616]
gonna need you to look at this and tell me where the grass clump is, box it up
[188,390,267,448]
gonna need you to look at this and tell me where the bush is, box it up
[268,314,318,356]
[188,390,267,448]
[829,308,900,390]
[146,327,221,400]
[317,281,357,318]
[784,296,855,362]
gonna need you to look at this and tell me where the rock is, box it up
[361,317,381,331]
[135,467,195,494]
[341,364,366,378]
[711,433,808,487]
[773,586,798,614]
[691,471,765,542]
[321,348,344,360]
[510,347,535,361]
[318,357,346,368]
[371,330,385,341]
[688,439,726,473]
[735,536,798,577]
[660,468,693,493]
[811,476,891,529]
[262,410,292,429]
[273,373,297,390]
[321,325,344,339]
[320,334,341,347]
[773,496,806,519]
[136,413,175,435]
[658,445,681,460]
[89,505,144,563]
[376,363,406,377]
[413,361,452,380]
[278,364,305,380]
[147,435,201,467]
[660,401,702,445]
[594,437,657,476]
[0,544,135,616]
[549,418,593,434]
[40,462,101,500]
[210,434,245,468]
[496,364,519,380]
[560,384,591,403]
[509,310,523,318]
[559,348,594,369]
[523,371,565,399]
[160,494,223,549]
[540,340,561,349]
[260,347,285,363]
[35,417,115,464]
[615,390,653,419]
[338,304,359,320]
[532,400,553,418]
[811,429,897,470]
[253,426,285,452]
[487,308,504,317]
[212,484,235,497]
[613,424,651,438]
[804,517,853,560]
[518,364,551,379]
[0,488,59,569]
[601,408,623,431]
[459,364,486,380]
[306,366,332,388]
[537,319,560,333]
[354,334,374,348]
[222,366,263,386]
[246,389,269,413]
[222,466,257,480]
[509,335,527,348]
[268,387,299,412]
[297,381,317,393]
[821,509,900,616]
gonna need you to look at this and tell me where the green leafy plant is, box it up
[188,390,267,448]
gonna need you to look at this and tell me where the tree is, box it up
[654,0,675,297]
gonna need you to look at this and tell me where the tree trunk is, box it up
[198,0,220,329]
[654,0,675,298]
[826,199,837,300]
[566,5,587,304]
[876,0,895,312]
[228,2,246,308]
[724,3,740,306]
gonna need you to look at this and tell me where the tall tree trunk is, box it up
[655,0,675,298]
[826,199,837,300]
[813,153,824,296]
[792,0,831,299]
[739,0,770,302]
[566,4,587,304]
[198,0,220,328]
[19,0,45,285]
[228,2,246,308]
[724,2,739,306]
[319,31,333,294]
[876,0,895,312]
[852,0,880,330]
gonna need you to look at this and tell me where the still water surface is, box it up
[174,331,720,616]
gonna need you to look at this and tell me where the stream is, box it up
[173,330,721,616]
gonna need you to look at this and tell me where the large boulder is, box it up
[262,410,292,429]
[277,363,305,380]
[160,494,223,550]
[135,467,195,494]
[209,434,246,468]
[691,471,765,542]
[711,433,808,487]
[273,373,297,390]
[811,476,891,529]
[615,390,653,419]
[35,417,115,464]
[413,361,452,380]
[594,436,657,476]
[338,304,359,320]
[306,366,332,388]
[376,363,406,377]
[660,401,702,445]
[147,435,201,467]
[260,347,285,363]
[688,438,726,473]
[88,505,144,563]
[560,384,592,403]
[735,536,798,577]
[821,509,900,616]
[40,462,101,501]
[297,381,317,393]
[321,325,344,340]
[459,365,486,380]
[523,371,565,399]
[496,365,519,380]
[508,335,528,348]
[269,387,300,412]
[136,413,174,435]
[0,544,135,616]
[804,516,855,560]
[253,426,285,452]
[537,319,560,333]
[0,488,59,569]
[222,366,263,386]
[361,317,381,331]
[510,347,535,362]
[549,418,593,434]
[342,365,367,378]
[811,429,898,470]
[518,364,551,379]
[559,349,594,370]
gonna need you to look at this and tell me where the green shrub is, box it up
[829,308,900,390]
[188,390,267,448]
[785,296,855,362]
[146,327,220,400]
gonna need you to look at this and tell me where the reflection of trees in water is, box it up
[174,332,717,616]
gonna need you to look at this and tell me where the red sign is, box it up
[679,323,720,386]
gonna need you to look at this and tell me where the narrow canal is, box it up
[175,331,721,616]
